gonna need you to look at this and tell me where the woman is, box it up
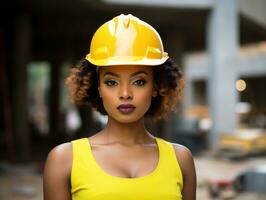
[43,14,196,200]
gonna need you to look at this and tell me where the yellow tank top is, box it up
[71,137,183,200]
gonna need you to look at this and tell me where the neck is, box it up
[99,116,154,145]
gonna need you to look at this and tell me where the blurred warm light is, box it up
[236,79,246,92]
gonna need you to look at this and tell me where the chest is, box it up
[90,144,159,178]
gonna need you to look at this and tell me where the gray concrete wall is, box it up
[239,0,266,27]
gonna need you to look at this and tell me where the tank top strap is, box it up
[71,137,103,172]
[71,138,90,164]
[155,137,183,188]
[71,138,102,192]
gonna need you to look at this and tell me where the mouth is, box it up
[117,104,136,114]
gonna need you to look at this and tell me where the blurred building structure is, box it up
[0,0,265,161]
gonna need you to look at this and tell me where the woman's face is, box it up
[98,65,157,123]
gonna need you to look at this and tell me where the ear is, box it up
[159,88,167,96]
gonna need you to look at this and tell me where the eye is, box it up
[104,80,118,87]
[133,79,147,86]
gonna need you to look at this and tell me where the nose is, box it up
[119,83,133,100]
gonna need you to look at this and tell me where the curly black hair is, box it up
[65,57,184,120]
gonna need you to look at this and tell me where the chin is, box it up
[109,111,145,124]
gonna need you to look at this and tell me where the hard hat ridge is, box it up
[121,14,133,28]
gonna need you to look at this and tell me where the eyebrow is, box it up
[103,71,149,78]
[130,71,148,77]
[103,72,119,77]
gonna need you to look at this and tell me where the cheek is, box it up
[136,86,154,103]
[99,87,114,103]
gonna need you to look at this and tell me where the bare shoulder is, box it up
[45,142,73,168]
[171,143,194,160]
[170,142,195,175]
[171,142,197,199]
[43,142,73,183]
[43,142,73,200]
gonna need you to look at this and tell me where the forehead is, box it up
[99,65,153,75]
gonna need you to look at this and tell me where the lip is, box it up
[117,104,136,114]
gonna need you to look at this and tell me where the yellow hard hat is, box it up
[86,14,168,66]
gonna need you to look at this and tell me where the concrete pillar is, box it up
[12,15,31,160]
[183,79,195,111]
[207,0,239,148]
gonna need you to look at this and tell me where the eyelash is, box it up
[104,80,118,87]
[104,79,147,87]
[133,79,147,86]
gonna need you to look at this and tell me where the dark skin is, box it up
[43,66,196,200]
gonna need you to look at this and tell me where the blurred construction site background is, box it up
[0,0,266,199]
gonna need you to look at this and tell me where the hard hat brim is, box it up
[85,54,169,67]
